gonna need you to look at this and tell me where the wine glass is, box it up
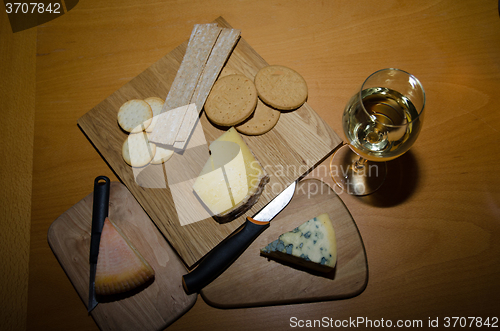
[330,68,426,195]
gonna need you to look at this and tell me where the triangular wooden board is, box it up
[201,179,368,307]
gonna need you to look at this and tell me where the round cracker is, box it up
[204,74,258,126]
[144,97,165,133]
[122,132,156,167]
[254,65,308,110]
[151,145,174,164]
[235,99,280,135]
[117,99,153,133]
[219,66,243,78]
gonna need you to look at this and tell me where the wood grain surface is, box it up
[78,17,341,267]
[1,0,498,330]
[201,179,367,308]
[48,182,197,331]
[0,8,36,331]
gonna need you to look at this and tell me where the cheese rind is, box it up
[193,127,269,222]
[260,213,337,272]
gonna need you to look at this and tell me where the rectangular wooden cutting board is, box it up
[78,17,342,267]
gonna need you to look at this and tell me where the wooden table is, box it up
[2,1,499,330]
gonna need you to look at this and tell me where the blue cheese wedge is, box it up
[260,213,337,272]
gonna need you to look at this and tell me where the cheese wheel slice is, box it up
[260,213,337,273]
[193,127,269,222]
[95,218,155,296]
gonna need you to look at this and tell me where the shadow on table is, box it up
[358,150,420,207]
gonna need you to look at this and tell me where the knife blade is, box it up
[182,180,297,294]
[88,176,110,313]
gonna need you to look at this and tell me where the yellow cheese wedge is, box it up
[193,127,269,222]
[95,218,155,296]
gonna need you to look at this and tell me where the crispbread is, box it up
[149,24,223,146]
[122,132,156,167]
[236,99,280,135]
[204,74,258,126]
[172,103,198,149]
[254,65,308,110]
[144,97,165,133]
[117,99,153,133]
[189,28,241,118]
[150,26,241,149]
[171,28,241,150]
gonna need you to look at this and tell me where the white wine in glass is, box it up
[331,68,425,195]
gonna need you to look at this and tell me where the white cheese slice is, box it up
[193,127,269,222]
[261,213,337,272]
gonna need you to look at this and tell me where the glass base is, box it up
[330,145,387,196]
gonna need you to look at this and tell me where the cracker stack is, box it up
[204,64,308,136]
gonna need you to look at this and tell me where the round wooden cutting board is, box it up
[201,178,368,308]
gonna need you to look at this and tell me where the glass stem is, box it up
[354,156,367,172]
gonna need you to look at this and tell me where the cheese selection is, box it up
[65,22,344,315]
[112,23,321,277]
[193,127,269,222]
[260,213,337,272]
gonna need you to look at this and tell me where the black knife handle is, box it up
[89,176,110,264]
[182,217,270,294]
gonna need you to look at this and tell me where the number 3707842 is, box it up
[443,317,498,328]
[5,3,61,14]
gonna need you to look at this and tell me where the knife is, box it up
[182,180,297,294]
[88,176,110,313]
